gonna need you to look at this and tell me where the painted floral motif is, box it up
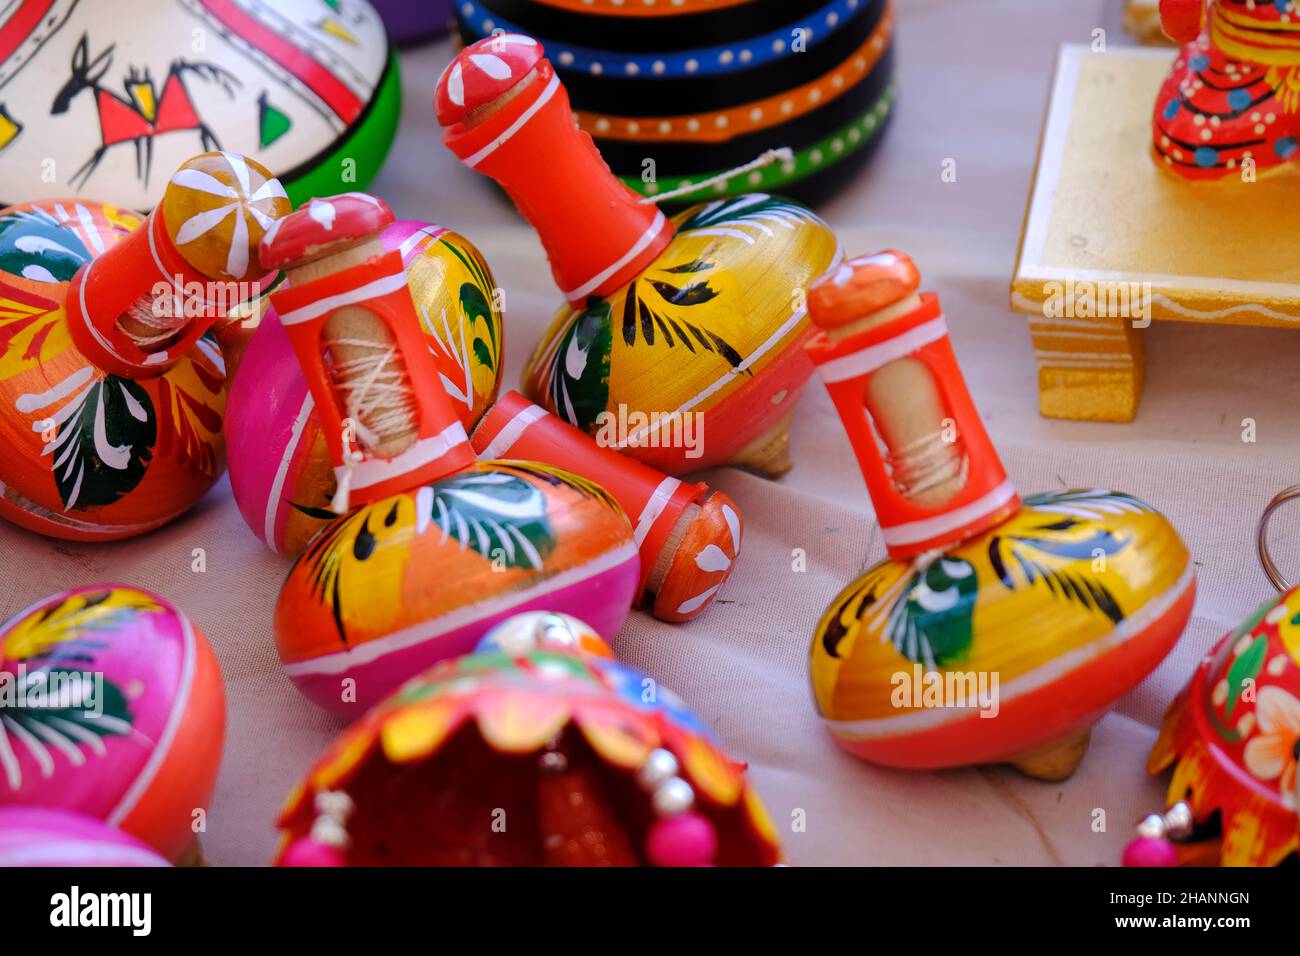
[540,297,612,432]
[0,589,145,791]
[16,365,156,510]
[444,239,500,401]
[419,470,553,571]
[154,336,226,479]
[676,194,821,241]
[820,490,1142,668]
[1242,686,1300,809]
[531,194,816,436]
[987,489,1140,624]
[0,208,92,284]
[296,462,616,645]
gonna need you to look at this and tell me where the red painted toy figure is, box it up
[1154,0,1300,178]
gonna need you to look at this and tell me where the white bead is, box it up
[637,749,679,789]
[1164,802,1194,841]
[1135,813,1167,840]
[314,789,354,821]
[310,816,349,848]
[652,777,694,817]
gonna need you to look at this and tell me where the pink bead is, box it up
[1122,836,1178,868]
[646,812,718,867]
[280,837,346,867]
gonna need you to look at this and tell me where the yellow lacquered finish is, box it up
[811,489,1195,773]
[524,196,840,476]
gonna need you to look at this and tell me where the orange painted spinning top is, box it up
[0,151,288,540]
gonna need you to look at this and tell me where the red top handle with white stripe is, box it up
[805,251,1020,559]
[435,33,673,305]
[263,194,475,513]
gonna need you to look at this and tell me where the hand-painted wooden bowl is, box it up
[0,807,170,867]
[226,220,503,556]
[274,617,782,866]
[1126,585,1300,866]
[437,36,842,477]
[0,201,229,541]
[0,0,399,209]
[455,0,897,205]
[275,461,640,717]
[0,586,225,862]
[811,490,1196,777]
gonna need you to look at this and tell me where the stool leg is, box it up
[1029,314,1145,422]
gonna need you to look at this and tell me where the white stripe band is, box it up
[633,477,681,548]
[335,421,469,493]
[881,480,1018,547]
[816,316,948,384]
[283,541,641,677]
[264,391,316,550]
[277,272,408,326]
[463,72,561,169]
[477,403,546,461]
[108,616,197,828]
[564,211,668,303]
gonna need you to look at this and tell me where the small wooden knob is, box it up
[259,194,396,275]
[435,33,543,127]
[808,250,921,333]
[161,151,291,281]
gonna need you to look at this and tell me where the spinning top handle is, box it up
[263,195,475,513]
[436,34,673,305]
[806,251,1019,559]
[1160,0,1207,44]
[472,391,722,607]
[1257,484,1300,591]
[67,152,289,378]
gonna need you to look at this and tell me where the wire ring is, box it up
[1257,484,1300,592]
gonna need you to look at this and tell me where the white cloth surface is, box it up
[3,0,1297,866]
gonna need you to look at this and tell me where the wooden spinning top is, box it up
[436,34,841,477]
[68,151,289,378]
[265,194,638,715]
[261,193,476,512]
[805,251,1195,780]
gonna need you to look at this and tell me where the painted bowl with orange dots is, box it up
[274,461,640,716]
[0,586,225,862]
[0,200,229,540]
[0,807,170,867]
[274,612,782,866]
[226,219,504,557]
